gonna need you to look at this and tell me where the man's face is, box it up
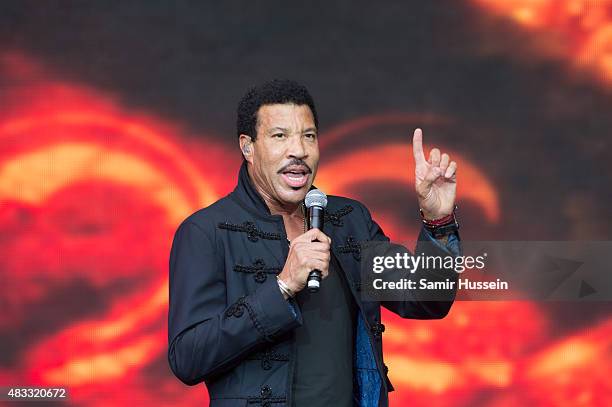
[245,103,319,207]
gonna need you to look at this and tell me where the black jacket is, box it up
[168,161,461,406]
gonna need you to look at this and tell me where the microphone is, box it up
[304,189,328,293]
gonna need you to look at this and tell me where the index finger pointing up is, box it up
[412,128,426,164]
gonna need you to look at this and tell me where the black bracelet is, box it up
[428,222,459,238]
[422,206,459,238]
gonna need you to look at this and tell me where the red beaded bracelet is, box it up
[420,205,458,227]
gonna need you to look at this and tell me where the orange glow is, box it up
[386,355,462,393]
[517,319,612,406]
[384,301,549,406]
[1,54,610,406]
[43,335,162,386]
[316,143,499,225]
[0,143,193,224]
[0,56,227,404]
[473,0,612,84]
[526,319,611,379]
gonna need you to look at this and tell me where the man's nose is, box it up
[287,135,307,158]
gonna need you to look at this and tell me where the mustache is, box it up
[277,159,312,174]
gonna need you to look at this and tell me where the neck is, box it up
[269,201,302,218]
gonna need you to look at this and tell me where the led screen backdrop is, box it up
[0,1,610,406]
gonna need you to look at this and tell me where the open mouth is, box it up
[280,166,310,188]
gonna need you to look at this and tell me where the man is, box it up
[168,79,461,407]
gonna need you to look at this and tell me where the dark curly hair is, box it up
[236,79,318,141]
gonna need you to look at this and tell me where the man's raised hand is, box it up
[412,128,457,220]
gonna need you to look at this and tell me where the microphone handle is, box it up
[307,206,324,293]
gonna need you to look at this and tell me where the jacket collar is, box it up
[232,160,317,218]
[235,160,273,215]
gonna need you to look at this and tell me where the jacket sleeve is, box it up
[357,202,462,319]
[167,220,302,386]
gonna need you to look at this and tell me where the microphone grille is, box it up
[305,189,327,209]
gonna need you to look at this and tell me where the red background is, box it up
[0,1,611,406]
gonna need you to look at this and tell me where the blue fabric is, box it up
[354,313,381,407]
[286,299,298,318]
[445,232,461,256]
[421,228,462,257]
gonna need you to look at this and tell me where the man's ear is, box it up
[239,134,253,163]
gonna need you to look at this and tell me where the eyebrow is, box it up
[268,127,317,134]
